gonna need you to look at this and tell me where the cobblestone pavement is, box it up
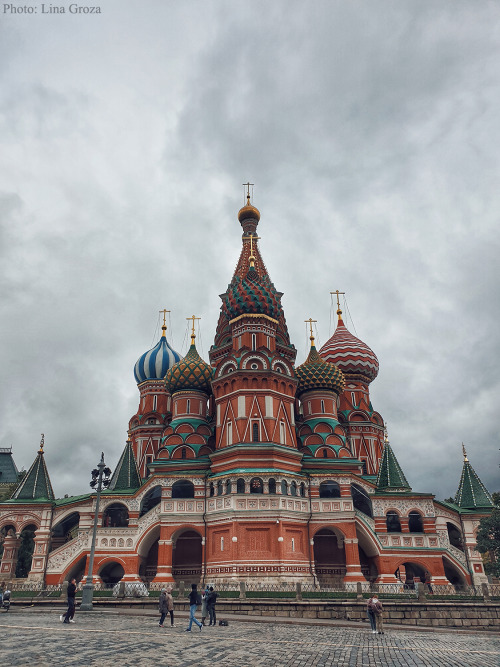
[0,609,498,667]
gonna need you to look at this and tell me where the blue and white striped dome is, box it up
[134,332,182,384]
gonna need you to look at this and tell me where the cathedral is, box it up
[0,195,495,590]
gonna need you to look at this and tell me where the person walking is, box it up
[366,596,377,634]
[207,586,218,626]
[370,595,384,634]
[201,585,210,626]
[166,587,175,627]
[61,578,77,624]
[158,588,168,627]
[185,583,202,632]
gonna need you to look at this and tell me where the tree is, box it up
[491,491,500,506]
[476,508,500,578]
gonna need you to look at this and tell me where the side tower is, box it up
[319,301,384,475]
[130,315,182,478]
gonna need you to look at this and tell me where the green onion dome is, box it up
[222,270,282,321]
[295,343,345,398]
[165,339,214,395]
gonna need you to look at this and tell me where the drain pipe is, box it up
[305,472,317,587]
[202,474,208,585]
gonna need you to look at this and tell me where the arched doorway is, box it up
[140,486,162,517]
[442,557,468,589]
[99,561,125,584]
[102,503,129,527]
[137,526,160,583]
[395,561,429,589]
[50,512,80,552]
[313,528,346,586]
[172,530,202,586]
[65,555,87,584]
[15,524,37,578]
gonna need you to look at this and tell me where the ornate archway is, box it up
[313,527,346,586]
[172,529,202,586]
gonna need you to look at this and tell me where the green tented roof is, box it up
[376,442,411,491]
[108,441,141,491]
[455,460,494,510]
[11,449,54,501]
[0,448,19,484]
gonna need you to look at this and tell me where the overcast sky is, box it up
[1,1,498,500]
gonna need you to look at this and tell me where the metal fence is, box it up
[4,579,500,601]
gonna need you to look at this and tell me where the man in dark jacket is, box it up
[207,586,218,626]
[61,578,77,624]
[158,588,168,627]
[185,583,202,632]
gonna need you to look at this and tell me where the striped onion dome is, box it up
[296,343,345,398]
[165,338,214,395]
[319,316,379,384]
[134,327,182,385]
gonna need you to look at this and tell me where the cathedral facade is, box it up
[0,197,494,589]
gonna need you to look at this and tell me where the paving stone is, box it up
[0,609,498,667]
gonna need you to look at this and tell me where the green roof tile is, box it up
[376,441,411,491]
[455,459,494,510]
[108,440,141,491]
[11,448,54,501]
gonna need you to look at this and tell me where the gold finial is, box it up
[384,423,389,444]
[330,290,345,320]
[243,181,254,205]
[242,234,261,268]
[186,315,201,345]
[462,442,468,462]
[304,318,317,346]
[39,433,45,454]
[159,309,171,337]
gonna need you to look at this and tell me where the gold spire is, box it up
[384,423,389,444]
[462,442,468,462]
[159,309,171,337]
[186,315,201,345]
[243,181,254,204]
[304,318,317,346]
[39,433,45,454]
[330,290,345,321]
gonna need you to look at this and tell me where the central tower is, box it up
[209,195,300,475]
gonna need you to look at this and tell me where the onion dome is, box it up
[319,309,379,383]
[296,337,345,398]
[238,196,261,223]
[223,271,281,321]
[165,333,214,395]
[134,324,182,384]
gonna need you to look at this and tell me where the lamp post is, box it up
[80,452,111,611]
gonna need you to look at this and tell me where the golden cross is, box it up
[304,318,317,343]
[462,442,468,462]
[384,422,389,444]
[159,309,171,327]
[242,234,261,268]
[39,433,45,453]
[330,290,345,319]
[243,182,254,203]
[186,315,201,344]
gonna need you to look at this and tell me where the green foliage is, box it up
[476,507,500,577]
[491,491,500,506]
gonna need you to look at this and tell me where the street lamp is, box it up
[80,452,112,611]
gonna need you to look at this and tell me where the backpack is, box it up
[219,620,228,626]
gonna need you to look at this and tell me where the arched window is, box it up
[322,448,328,458]
[351,483,373,517]
[103,502,130,527]
[153,395,157,411]
[250,477,263,494]
[209,482,215,497]
[279,421,285,444]
[217,480,223,496]
[321,400,325,413]
[386,511,401,533]
[290,481,297,496]
[252,422,260,442]
[409,511,423,533]
[251,333,256,350]
[226,479,232,494]
[446,523,464,551]
[181,447,186,459]
[186,399,190,413]
[281,480,288,495]
[319,481,341,498]
[171,479,194,499]
[139,486,162,517]
[237,478,245,494]
[300,482,306,497]
[268,478,276,494]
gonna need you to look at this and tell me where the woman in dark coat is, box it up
[158,588,168,627]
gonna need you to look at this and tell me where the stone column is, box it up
[342,523,365,583]
[153,525,174,583]
[0,532,20,581]
[26,527,51,583]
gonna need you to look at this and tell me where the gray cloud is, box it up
[0,0,498,499]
